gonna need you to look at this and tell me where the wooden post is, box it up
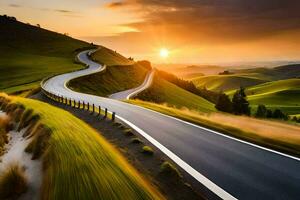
[92,104,95,114]
[112,112,115,121]
[104,108,108,118]
[83,101,85,110]
[98,106,101,115]
[87,102,90,111]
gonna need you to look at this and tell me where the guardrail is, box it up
[39,48,117,121]
[40,88,116,121]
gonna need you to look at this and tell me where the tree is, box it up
[232,87,250,115]
[255,105,268,118]
[266,109,273,118]
[273,109,288,120]
[215,93,233,113]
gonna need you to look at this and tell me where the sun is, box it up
[160,48,169,58]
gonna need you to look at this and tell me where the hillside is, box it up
[192,74,268,92]
[136,74,216,113]
[68,49,149,97]
[91,46,134,66]
[245,79,300,115]
[0,15,93,94]
[192,64,300,92]
[0,94,163,199]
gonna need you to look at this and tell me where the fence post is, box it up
[83,101,85,110]
[92,104,95,114]
[104,108,108,118]
[87,102,89,111]
[112,112,115,121]
[98,106,101,115]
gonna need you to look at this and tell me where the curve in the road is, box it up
[109,68,155,100]
[42,50,300,200]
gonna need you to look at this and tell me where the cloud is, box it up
[9,4,21,8]
[54,9,73,13]
[105,0,300,44]
[105,1,128,9]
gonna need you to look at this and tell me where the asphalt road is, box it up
[109,68,155,100]
[43,50,300,200]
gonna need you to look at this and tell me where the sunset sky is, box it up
[1,0,300,64]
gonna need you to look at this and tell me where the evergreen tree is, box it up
[215,93,233,113]
[255,105,268,118]
[232,87,250,115]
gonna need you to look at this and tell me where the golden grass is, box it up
[0,93,164,200]
[0,114,9,155]
[129,99,300,156]
[0,163,28,199]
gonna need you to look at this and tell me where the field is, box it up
[136,75,216,113]
[128,99,300,157]
[243,79,300,115]
[2,94,163,200]
[69,48,148,97]
[0,16,93,94]
[191,73,268,92]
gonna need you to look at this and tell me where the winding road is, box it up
[42,50,300,200]
[109,68,155,100]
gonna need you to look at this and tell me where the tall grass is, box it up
[1,94,163,200]
[0,163,28,199]
[0,113,9,155]
[129,99,300,156]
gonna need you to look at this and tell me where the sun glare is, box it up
[160,48,169,58]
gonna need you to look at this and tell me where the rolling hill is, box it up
[136,74,216,113]
[68,49,149,97]
[192,64,300,92]
[0,15,93,94]
[245,79,300,115]
[191,74,268,92]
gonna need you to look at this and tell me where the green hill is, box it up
[245,79,300,115]
[91,46,134,66]
[136,74,216,113]
[68,49,149,97]
[0,15,93,94]
[191,74,268,92]
[192,64,300,93]
[1,94,163,200]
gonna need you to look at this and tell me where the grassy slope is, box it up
[244,79,300,115]
[0,16,93,93]
[136,75,216,113]
[91,46,134,66]
[191,73,268,92]
[191,64,300,92]
[4,94,163,200]
[68,48,148,97]
[128,99,300,157]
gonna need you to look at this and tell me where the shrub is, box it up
[255,105,268,118]
[142,146,154,155]
[26,124,52,159]
[0,163,28,199]
[131,137,142,144]
[123,129,134,136]
[160,161,182,178]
